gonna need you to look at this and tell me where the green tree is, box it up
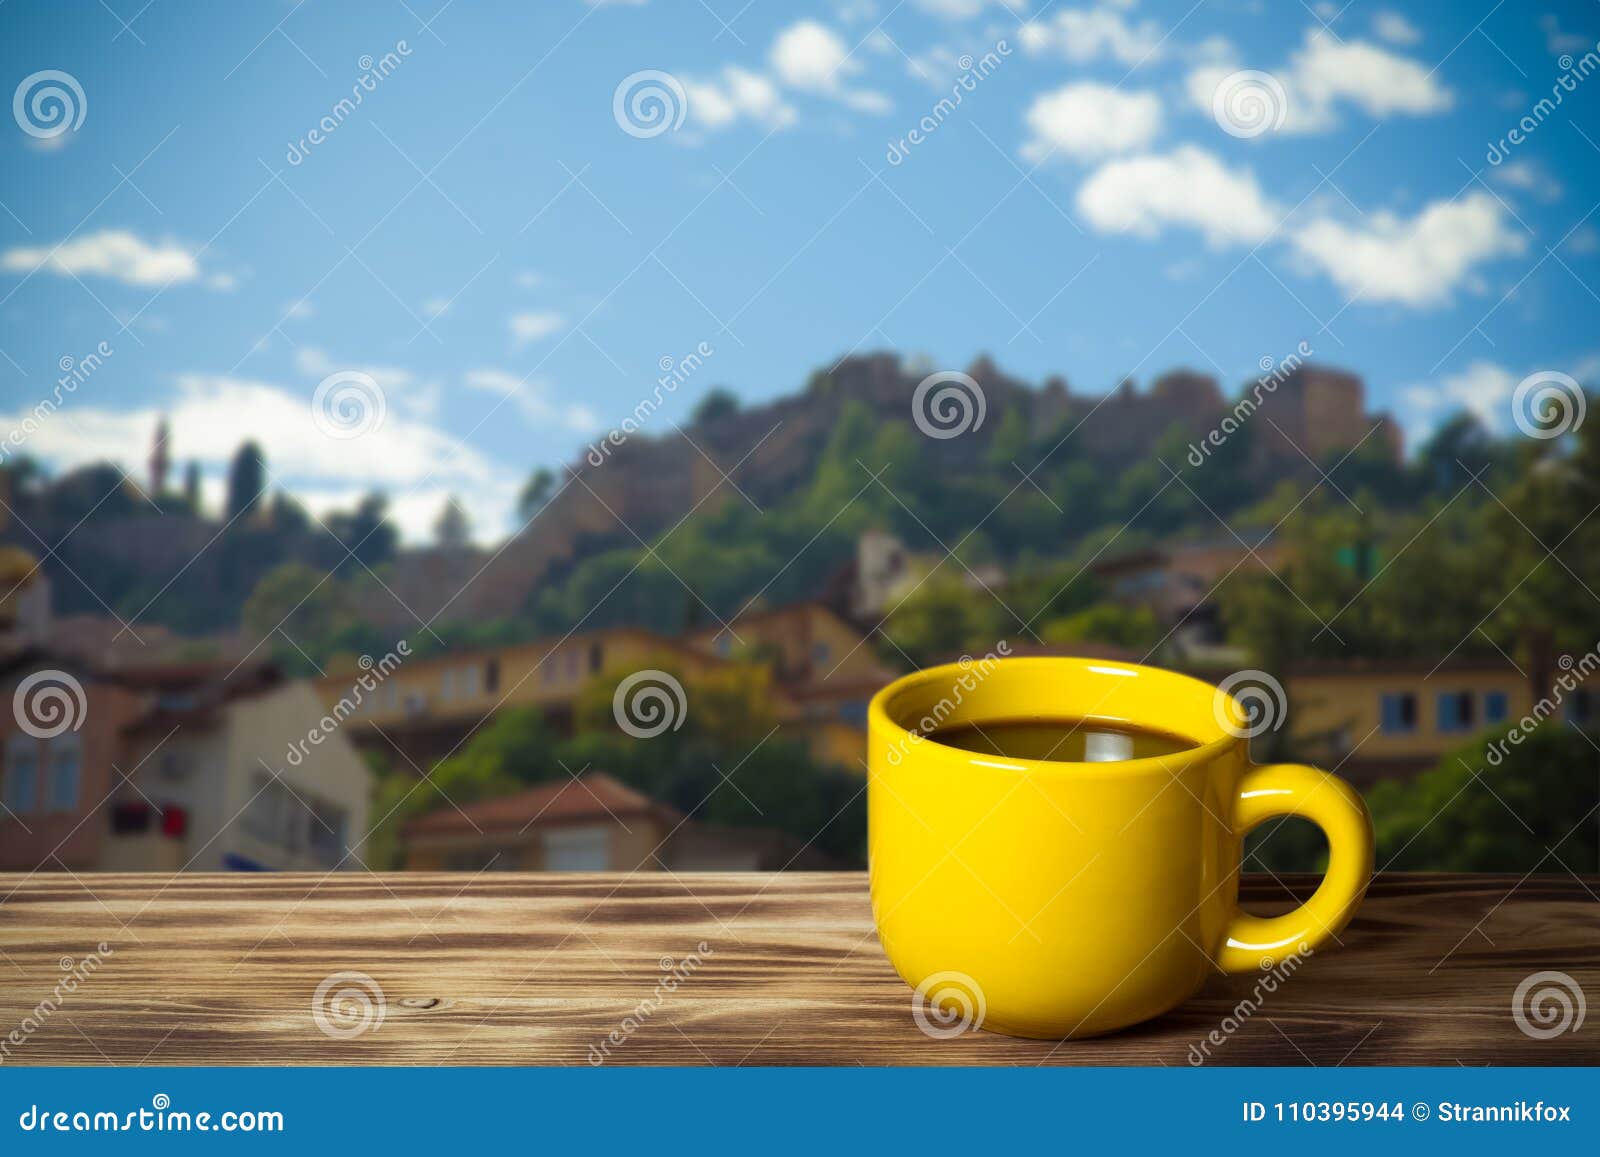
[517,467,556,522]
[225,441,266,521]
[325,492,398,569]
[1040,603,1159,650]
[690,388,740,425]
[880,575,1009,667]
[243,561,350,649]
[434,496,472,549]
[183,460,203,515]
[1367,726,1598,871]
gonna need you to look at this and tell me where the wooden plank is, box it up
[0,873,1595,1066]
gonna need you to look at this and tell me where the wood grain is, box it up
[0,872,1595,1065]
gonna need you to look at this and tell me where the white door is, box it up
[542,825,611,871]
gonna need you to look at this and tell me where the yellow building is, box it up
[681,601,892,688]
[683,602,895,773]
[318,604,894,775]
[1286,659,1533,783]
[313,627,731,768]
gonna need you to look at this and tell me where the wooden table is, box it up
[0,872,1595,1065]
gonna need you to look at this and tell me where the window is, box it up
[715,636,732,658]
[565,650,580,680]
[1437,691,1476,733]
[241,774,294,848]
[306,799,348,865]
[1379,692,1417,734]
[440,670,455,701]
[242,772,349,866]
[47,734,81,811]
[1568,689,1596,725]
[542,825,611,871]
[588,642,604,674]
[3,736,39,816]
[459,665,481,698]
[158,752,190,781]
[811,641,831,666]
[1483,691,1509,725]
[485,659,500,694]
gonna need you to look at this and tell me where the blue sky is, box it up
[2,0,1598,541]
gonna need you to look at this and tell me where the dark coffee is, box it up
[927,717,1195,763]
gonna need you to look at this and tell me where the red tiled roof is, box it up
[402,772,679,838]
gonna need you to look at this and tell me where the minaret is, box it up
[150,416,170,496]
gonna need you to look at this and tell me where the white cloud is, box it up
[1541,13,1591,55]
[1288,192,1526,307]
[509,311,566,347]
[1568,225,1600,255]
[771,20,891,112]
[911,0,1025,17]
[1373,11,1422,46]
[514,271,542,288]
[294,347,416,394]
[1,230,204,287]
[1019,5,1166,65]
[1401,361,1517,435]
[1492,160,1562,202]
[0,374,520,542]
[464,369,598,432]
[1186,30,1451,134]
[1076,146,1279,246]
[684,67,796,131]
[1022,83,1162,162]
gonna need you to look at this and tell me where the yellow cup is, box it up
[868,656,1373,1040]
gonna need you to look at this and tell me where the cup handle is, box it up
[1214,763,1374,974]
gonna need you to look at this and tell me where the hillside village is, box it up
[0,352,1594,876]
